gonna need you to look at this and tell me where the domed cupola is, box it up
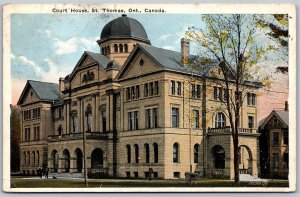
[97,14,151,67]
[99,14,150,44]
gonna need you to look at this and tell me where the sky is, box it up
[10,13,288,120]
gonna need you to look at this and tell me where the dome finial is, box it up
[122,14,127,17]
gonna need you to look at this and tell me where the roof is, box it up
[17,80,60,105]
[85,51,115,69]
[100,14,150,43]
[259,110,289,129]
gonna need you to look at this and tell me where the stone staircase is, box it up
[49,172,84,179]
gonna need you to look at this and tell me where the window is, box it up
[174,172,180,178]
[119,44,123,53]
[114,44,118,52]
[107,46,110,54]
[213,87,223,101]
[283,153,289,168]
[283,131,288,145]
[272,153,279,168]
[124,44,128,52]
[191,84,195,98]
[215,112,226,128]
[24,128,31,142]
[248,116,254,128]
[134,111,139,130]
[194,144,200,163]
[128,112,133,131]
[72,115,77,133]
[153,143,158,163]
[153,108,158,128]
[33,126,40,141]
[272,132,279,146]
[172,108,179,128]
[136,85,140,99]
[192,110,199,129]
[149,82,154,96]
[145,143,150,163]
[59,108,62,119]
[131,86,135,99]
[145,109,151,129]
[126,87,131,100]
[196,85,201,99]
[32,109,37,119]
[126,172,130,178]
[144,83,149,97]
[177,82,182,95]
[173,143,179,163]
[126,145,131,163]
[247,93,256,106]
[102,111,106,132]
[87,110,92,132]
[58,125,62,136]
[134,144,139,163]
[134,172,138,178]
[154,81,159,95]
[170,81,176,95]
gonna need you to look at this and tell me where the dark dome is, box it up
[100,14,150,43]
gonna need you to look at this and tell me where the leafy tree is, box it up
[186,14,270,182]
[10,105,21,172]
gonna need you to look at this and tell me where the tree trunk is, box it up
[234,128,240,183]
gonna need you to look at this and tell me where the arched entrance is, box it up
[91,148,104,169]
[63,149,70,173]
[212,145,225,169]
[51,150,58,173]
[75,148,83,173]
[238,145,253,175]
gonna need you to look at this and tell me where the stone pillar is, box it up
[95,94,100,132]
[92,94,96,132]
[77,98,82,133]
[58,159,63,173]
[66,100,70,134]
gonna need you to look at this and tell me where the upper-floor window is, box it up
[248,116,254,128]
[149,82,154,96]
[192,110,199,129]
[119,44,123,53]
[283,130,288,145]
[33,126,40,141]
[215,112,226,128]
[213,87,223,101]
[272,132,279,146]
[144,83,149,97]
[145,108,158,129]
[124,44,128,53]
[136,85,140,99]
[114,44,118,53]
[154,81,159,95]
[23,110,32,120]
[191,84,201,99]
[177,82,182,95]
[144,81,159,98]
[170,81,176,95]
[58,108,62,119]
[272,153,279,168]
[128,111,139,131]
[247,93,256,106]
[172,107,179,128]
[72,115,78,133]
[102,111,106,132]
[24,127,30,142]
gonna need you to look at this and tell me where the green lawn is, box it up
[10,178,289,188]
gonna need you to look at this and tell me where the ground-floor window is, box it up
[174,172,180,178]
[126,171,130,178]
[134,172,138,178]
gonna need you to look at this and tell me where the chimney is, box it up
[284,101,288,111]
[59,77,64,94]
[181,38,190,66]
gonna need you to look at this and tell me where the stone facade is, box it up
[18,15,260,179]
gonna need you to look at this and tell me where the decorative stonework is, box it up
[82,70,95,83]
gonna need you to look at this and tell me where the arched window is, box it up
[173,143,179,163]
[145,143,150,163]
[153,143,158,163]
[104,47,107,55]
[58,125,63,136]
[32,151,35,165]
[126,145,131,163]
[91,148,103,168]
[194,144,200,163]
[215,112,226,128]
[114,44,118,53]
[86,105,92,132]
[124,44,128,52]
[134,144,139,163]
[107,46,110,54]
[119,44,123,53]
[37,151,40,165]
[101,47,104,55]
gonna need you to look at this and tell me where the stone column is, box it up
[66,100,70,134]
[77,97,82,133]
[58,159,63,173]
[95,93,100,132]
[92,94,96,132]
[69,157,76,173]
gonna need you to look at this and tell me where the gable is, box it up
[20,87,40,105]
[118,49,163,80]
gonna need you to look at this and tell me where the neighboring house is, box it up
[259,102,289,179]
[17,14,261,179]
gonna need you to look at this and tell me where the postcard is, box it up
[2,3,296,192]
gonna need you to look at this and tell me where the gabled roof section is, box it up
[68,51,119,81]
[259,110,289,129]
[17,80,59,105]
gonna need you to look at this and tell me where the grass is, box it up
[10,178,289,188]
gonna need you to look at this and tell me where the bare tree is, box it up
[186,14,271,183]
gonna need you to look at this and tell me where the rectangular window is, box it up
[37,126,40,140]
[126,172,130,178]
[134,172,138,178]
[153,108,158,128]
[191,84,195,98]
[218,88,223,101]
[128,112,133,131]
[32,109,36,119]
[144,83,149,97]
[126,87,130,100]
[37,108,41,118]
[170,80,175,95]
[283,153,289,168]
[272,132,279,146]
[145,109,151,129]
[149,82,154,96]
[136,85,140,99]
[196,85,201,99]
[192,110,199,129]
[247,93,256,106]
[33,127,37,141]
[134,111,139,130]
[172,108,179,128]
[174,172,180,178]
[102,111,106,132]
[272,153,279,168]
[177,82,182,95]
[283,130,288,145]
[248,116,254,128]
[213,87,218,100]
[154,81,159,95]
[131,86,135,99]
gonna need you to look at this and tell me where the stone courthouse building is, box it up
[17,14,261,179]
